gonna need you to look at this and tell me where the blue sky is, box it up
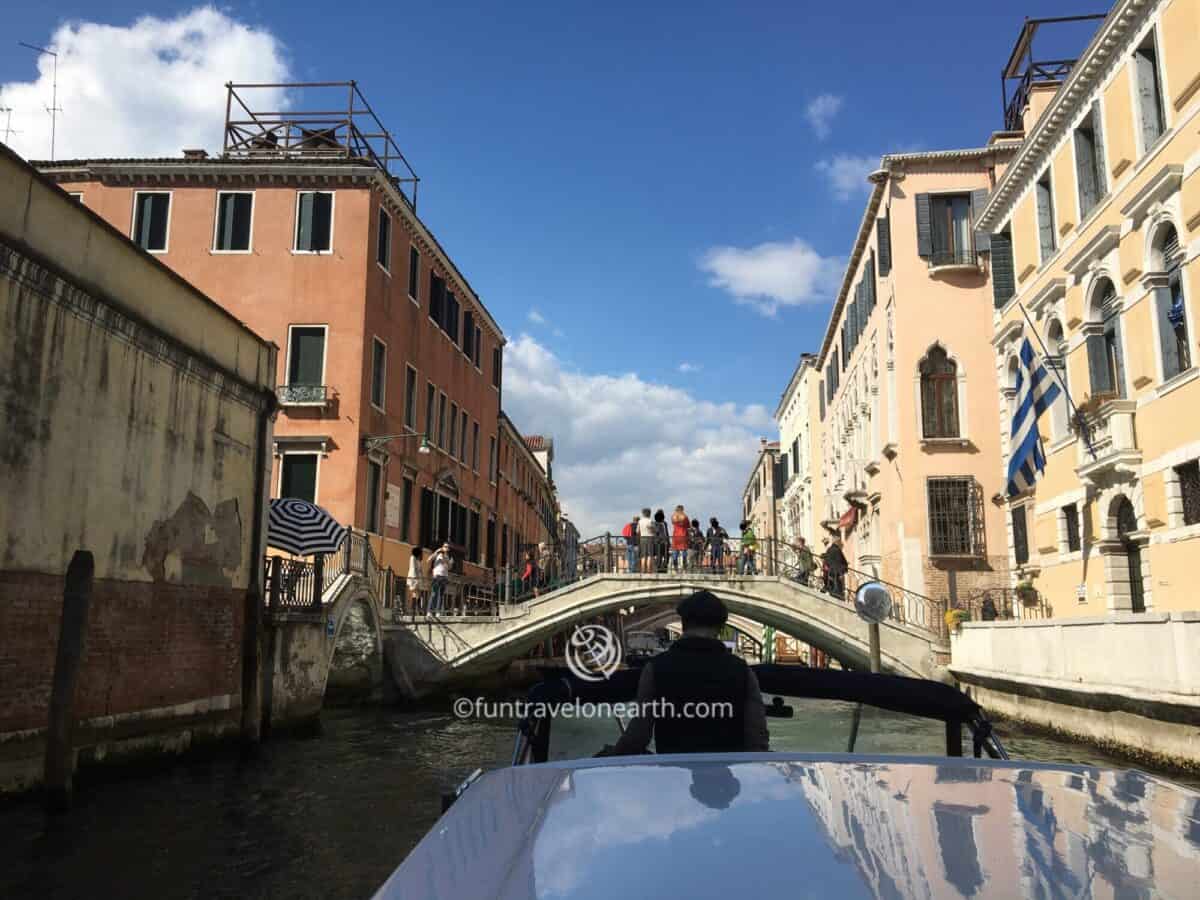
[0,1,1108,533]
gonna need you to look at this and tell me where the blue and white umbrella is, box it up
[267,498,347,557]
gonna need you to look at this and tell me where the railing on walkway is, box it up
[951,588,1053,624]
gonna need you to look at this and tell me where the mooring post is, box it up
[241,586,263,751]
[44,550,94,812]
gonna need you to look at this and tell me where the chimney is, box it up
[182,148,209,160]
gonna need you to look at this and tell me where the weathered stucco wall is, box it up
[0,146,276,790]
[951,614,1200,767]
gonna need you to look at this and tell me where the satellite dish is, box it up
[854,581,893,624]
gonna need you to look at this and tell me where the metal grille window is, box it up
[920,346,960,439]
[927,477,982,556]
[1176,460,1200,526]
[1063,503,1080,552]
[1011,505,1029,565]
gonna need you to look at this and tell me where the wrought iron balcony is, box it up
[277,383,329,406]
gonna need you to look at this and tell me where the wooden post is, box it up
[44,550,93,812]
[240,586,263,751]
[868,623,881,674]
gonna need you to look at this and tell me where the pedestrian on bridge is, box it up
[429,544,451,615]
[738,521,758,576]
[706,518,728,574]
[795,537,815,587]
[622,515,640,573]
[823,539,848,600]
[687,519,704,572]
[670,505,690,573]
[653,509,669,573]
[407,548,425,613]
[637,508,656,574]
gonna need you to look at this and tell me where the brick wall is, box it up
[922,556,1010,606]
[0,571,244,734]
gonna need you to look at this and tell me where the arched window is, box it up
[920,346,959,439]
[1150,223,1191,380]
[1046,320,1070,438]
[1084,278,1125,398]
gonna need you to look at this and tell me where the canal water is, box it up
[1,700,1194,900]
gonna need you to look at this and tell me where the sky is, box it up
[0,1,1109,537]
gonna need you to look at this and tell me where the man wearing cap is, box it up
[604,590,769,756]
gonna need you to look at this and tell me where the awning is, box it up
[838,507,858,530]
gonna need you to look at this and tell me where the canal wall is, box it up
[950,612,1200,770]
[0,146,277,794]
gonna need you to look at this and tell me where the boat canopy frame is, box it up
[513,665,1008,765]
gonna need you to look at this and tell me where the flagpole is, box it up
[1014,300,1096,460]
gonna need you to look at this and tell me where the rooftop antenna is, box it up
[0,107,21,145]
[18,42,61,160]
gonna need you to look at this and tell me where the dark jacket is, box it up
[610,635,769,755]
[823,543,848,573]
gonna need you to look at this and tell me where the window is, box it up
[1063,503,1081,553]
[876,215,892,276]
[927,477,982,557]
[468,510,481,564]
[1153,226,1190,380]
[286,326,326,388]
[370,338,387,411]
[489,436,497,482]
[1176,461,1200,526]
[429,272,446,327]
[1074,104,1107,220]
[365,460,383,534]
[492,346,503,389]
[400,477,414,543]
[472,422,480,471]
[473,326,482,368]
[404,366,418,430]
[280,453,318,503]
[132,192,171,252]
[419,488,435,549]
[68,192,83,203]
[424,382,436,439]
[463,310,475,359]
[294,191,333,252]
[1085,279,1125,398]
[408,246,420,301]
[1011,505,1029,566]
[991,226,1015,308]
[1134,33,1167,152]
[1035,172,1056,261]
[1046,321,1070,439]
[437,393,448,449]
[377,209,392,272]
[449,404,459,457]
[919,346,959,439]
[914,192,976,267]
[445,292,460,344]
[459,416,469,464]
[213,191,253,252]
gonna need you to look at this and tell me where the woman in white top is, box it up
[407,548,424,613]
[429,543,451,615]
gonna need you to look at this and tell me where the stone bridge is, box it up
[388,574,951,696]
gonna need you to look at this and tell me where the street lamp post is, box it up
[360,432,433,456]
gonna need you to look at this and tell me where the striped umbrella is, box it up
[267,499,347,556]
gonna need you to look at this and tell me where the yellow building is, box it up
[978,0,1200,616]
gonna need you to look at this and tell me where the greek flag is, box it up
[1006,338,1061,496]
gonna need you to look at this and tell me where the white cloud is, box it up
[700,239,843,316]
[501,334,772,538]
[814,154,877,201]
[677,362,701,374]
[528,308,547,325]
[805,94,843,140]
[0,7,289,161]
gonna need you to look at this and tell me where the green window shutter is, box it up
[990,232,1015,308]
[971,189,990,253]
[1035,179,1055,260]
[819,386,826,420]
[1091,103,1107,197]
[1136,48,1162,148]
[1074,131,1096,216]
[866,254,876,311]
[1110,318,1126,397]
[311,192,332,251]
[915,193,933,258]
[297,193,313,250]
[876,217,892,276]
[1154,286,1181,379]
[1086,333,1112,395]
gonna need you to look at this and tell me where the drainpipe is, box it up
[243,383,278,748]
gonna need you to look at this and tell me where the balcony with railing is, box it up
[999,15,1107,133]
[1075,399,1140,483]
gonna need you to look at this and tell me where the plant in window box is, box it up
[1015,580,1039,605]
[944,608,970,632]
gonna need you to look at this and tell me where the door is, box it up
[1116,498,1145,612]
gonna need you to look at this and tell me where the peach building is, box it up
[741,439,780,570]
[812,142,1019,606]
[35,83,535,582]
[977,0,1200,616]
[775,354,824,554]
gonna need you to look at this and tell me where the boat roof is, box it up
[373,752,1200,899]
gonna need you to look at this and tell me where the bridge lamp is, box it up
[361,432,433,456]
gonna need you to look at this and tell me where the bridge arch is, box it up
[323,588,384,699]
[442,575,947,680]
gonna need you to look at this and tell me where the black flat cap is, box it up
[676,590,728,627]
